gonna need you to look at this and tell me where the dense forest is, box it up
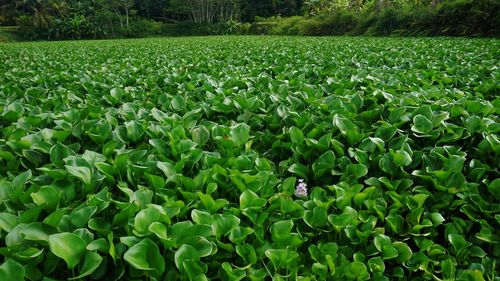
[0,0,499,40]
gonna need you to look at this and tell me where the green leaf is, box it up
[346,163,368,179]
[174,244,200,271]
[312,150,335,177]
[448,234,471,252]
[124,238,165,276]
[368,257,385,273]
[212,214,240,238]
[391,150,412,167]
[0,259,25,281]
[270,220,293,244]
[184,236,214,257]
[382,244,399,260]
[13,170,32,189]
[65,166,92,185]
[333,114,362,144]
[349,261,368,280]
[192,126,210,146]
[488,179,500,200]
[329,213,356,229]
[31,186,60,211]
[441,258,456,280]
[289,126,304,144]
[374,234,391,252]
[148,222,169,241]
[0,213,19,232]
[304,207,328,227]
[378,153,398,176]
[70,206,98,228]
[288,163,309,179]
[134,205,169,235]
[171,96,186,111]
[48,233,87,269]
[125,120,144,142]
[236,244,257,265]
[459,270,486,281]
[240,189,266,210]
[386,213,404,234]
[393,242,413,262]
[430,213,445,226]
[265,249,299,270]
[312,262,328,278]
[411,114,433,134]
[68,252,103,280]
[230,123,250,146]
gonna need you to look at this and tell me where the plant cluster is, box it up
[0,36,499,280]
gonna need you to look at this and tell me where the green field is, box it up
[0,36,499,280]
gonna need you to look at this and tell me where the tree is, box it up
[169,0,241,23]
[15,0,69,29]
[120,0,134,28]
[0,0,17,24]
[108,0,134,29]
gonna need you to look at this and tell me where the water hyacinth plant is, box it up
[0,36,499,280]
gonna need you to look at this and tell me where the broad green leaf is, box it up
[212,214,240,238]
[412,115,433,134]
[124,238,165,276]
[240,190,266,210]
[288,163,309,179]
[65,166,92,185]
[48,233,86,269]
[448,234,471,252]
[368,257,385,273]
[0,213,19,232]
[230,123,251,146]
[125,120,144,142]
[289,127,304,144]
[270,220,293,244]
[174,244,200,271]
[0,259,25,281]
[265,249,299,270]
[346,163,368,179]
[312,150,335,177]
[192,126,210,146]
[68,252,103,280]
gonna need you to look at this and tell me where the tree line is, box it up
[0,0,498,40]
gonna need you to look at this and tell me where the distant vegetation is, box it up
[0,0,499,40]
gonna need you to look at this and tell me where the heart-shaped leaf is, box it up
[48,233,87,269]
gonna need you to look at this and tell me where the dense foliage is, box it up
[0,36,499,280]
[0,0,498,39]
[244,0,500,37]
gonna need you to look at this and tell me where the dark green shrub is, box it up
[317,11,358,35]
[270,16,304,35]
[367,7,403,35]
[16,15,46,40]
[405,6,438,36]
[161,22,227,36]
[238,23,252,34]
[0,26,23,42]
[124,18,163,38]
[437,0,475,36]
[437,0,500,36]
[298,19,322,36]
[248,22,278,35]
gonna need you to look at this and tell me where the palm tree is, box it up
[0,0,16,23]
[15,0,68,28]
